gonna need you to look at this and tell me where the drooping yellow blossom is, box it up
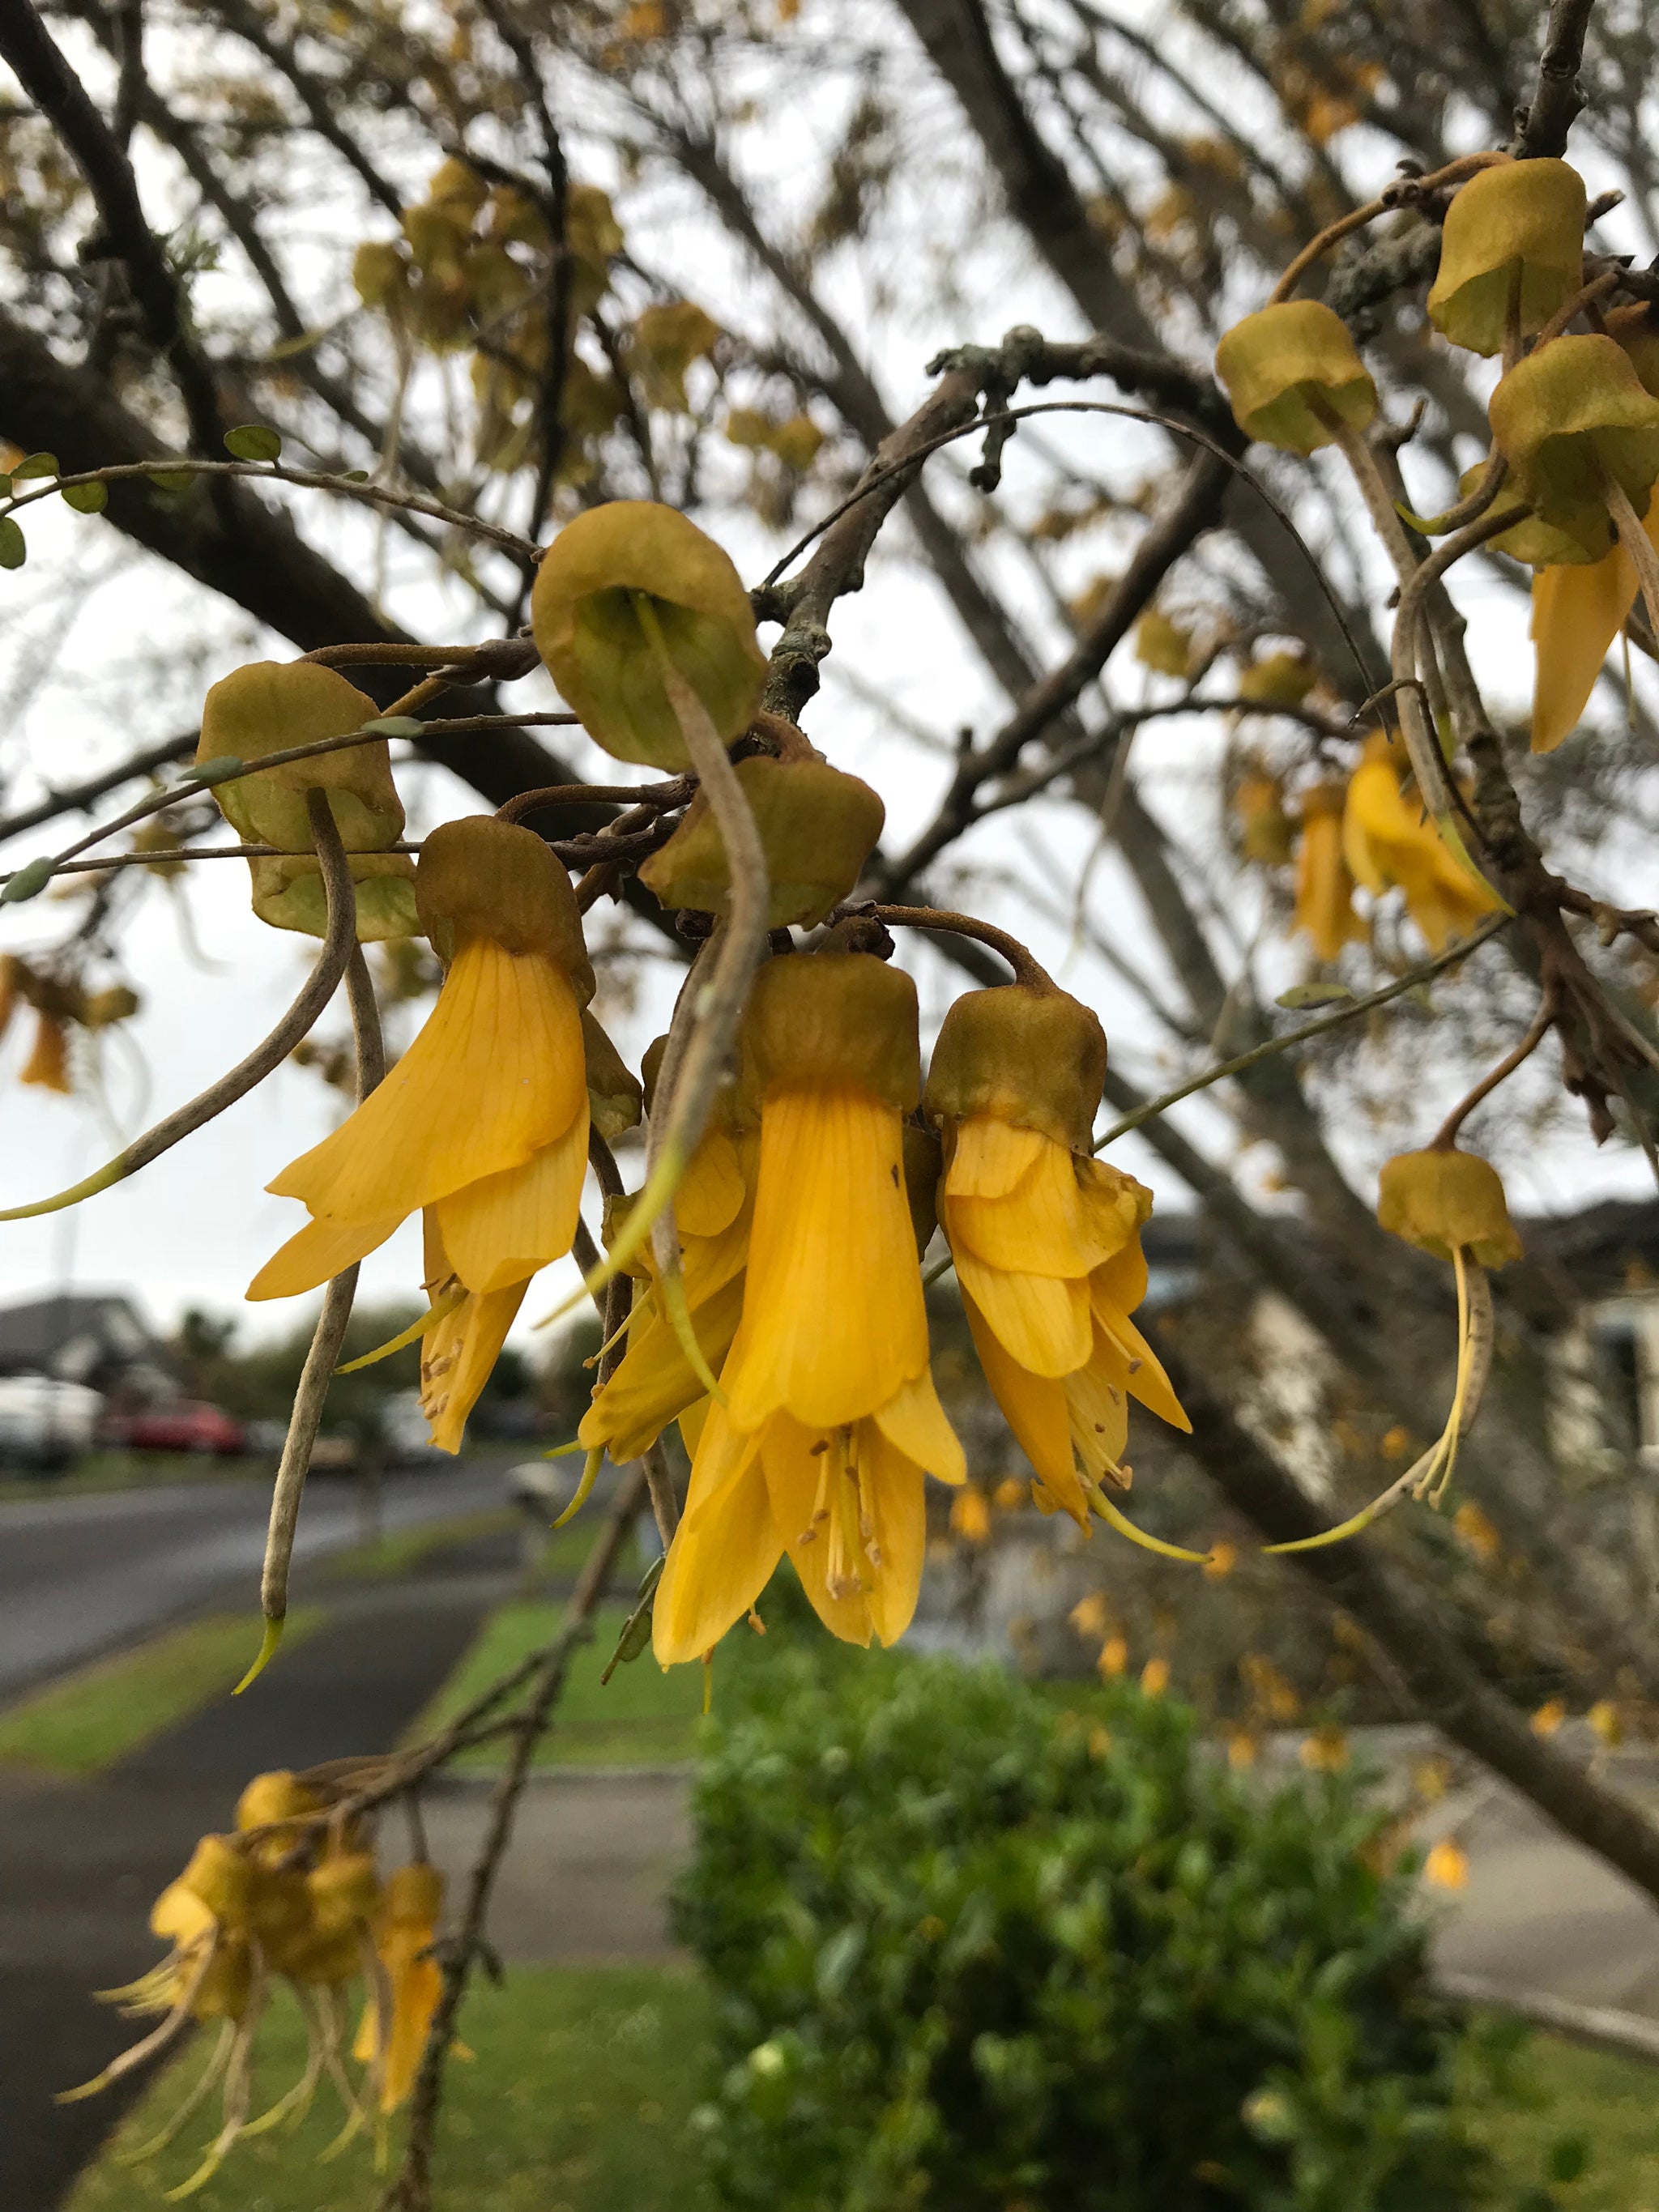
[1271,1147,1519,1558]
[354,1861,447,2114]
[1527,311,1659,751]
[639,749,885,929]
[923,983,1193,1548]
[248,820,593,1362]
[1292,781,1365,961]
[1341,737,1501,951]
[653,949,965,1664]
[1489,334,1659,560]
[19,1009,72,1092]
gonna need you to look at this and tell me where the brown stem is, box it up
[1266,152,1508,305]
[1529,267,1622,351]
[860,902,1054,990]
[1430,989,1559,1149]
[496,774,692,824]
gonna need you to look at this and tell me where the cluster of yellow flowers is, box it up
[66,1768,447,2195]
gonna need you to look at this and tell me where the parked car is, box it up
[0,1374,103,1473]
[100,1400,245,1456]
[380,1390,447,1468]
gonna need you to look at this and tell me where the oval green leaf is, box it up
[147,468,196,493]
[224,424,284,463]
[1276,981,1354,1011]
[2,856,56,905]
[62,482,108,514]
[0,517,24,571]
[11,452,58,480]
[189,755,246,785]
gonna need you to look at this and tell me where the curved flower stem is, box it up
[0,795,360,1221]
[241,869,385,1690]
[1530,267,1623,351]
[1092,1489,1213,1564]
[1603,471,1659,645]
[1431,987,1559,1149]
[859,903,1056,989]
[1397,447,1508,539]
[1265,151,1508,305]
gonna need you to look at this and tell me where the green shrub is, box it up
[675,1648,1517,2212]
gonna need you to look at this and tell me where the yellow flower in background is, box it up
[1215,300,1377,456]
[1292,781,1364,962]
[653,950,965,1665]
[354,1862,448,2113]
[1422,1839,1469,1890]
[924,983,1192,1541]
[19,1009,71,1093]
[580,1042,759,1467]
[1341,737,1501,951]
[248,818,593,1318]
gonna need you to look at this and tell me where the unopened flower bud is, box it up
[384,1861,446,1923]
[638,754,884,927]
[1489,334,1659,556]
[201,662,404,855]
[250,852,417,941]
[1427,157,1586,357]
[235,1770,322,1834]
[1376,1148,1522,1267]
[529,501,767,768]
[1456,462,1589,568]
[1235,772,1297,865]
[744,949,919,1112]
[923,984,1107,1153]
[415,816,595,998]
[582,1008,643,1140]
[177,1833,254,1924]
[1215,301,1377,456]
[902,1120,943,1256]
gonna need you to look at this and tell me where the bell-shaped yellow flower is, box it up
[353,1862,447,2113]
[639,752,885,928]
[1376,1147,1522,1268]
[247,816,593,1305]
[580,1047,758,1466]
[653,951,965,1664]
[1235,769,1297,865]
[1237,649,1316,707]
[19,1010,72,1093]
[924,986,1192,1535]
[1341,739,1501,951]
[1427,156,1585,357]
[1489,334,1659,559]
[1215,300,1377,456]
[199,661,417,942]
[1293,781,1365,961]
[529,501,767,768]
[1524,313,1659,752]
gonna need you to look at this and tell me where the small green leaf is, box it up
[360,716,424,738]
[11,451,58,480]
[0,517,24,571]
[147,467,196,493]
[61,481,108,514]
[1276,982,1354,1011]
[224,424,283,463]
[2,856,56,904]
[339,468,370,484]
[189,755,245,785]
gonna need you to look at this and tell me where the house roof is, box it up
[0,1292,157,1370]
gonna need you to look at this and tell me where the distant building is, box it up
[0,1292,174,1400]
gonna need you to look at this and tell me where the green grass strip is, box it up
[0,1607,322,1775]
[407,1596,706,1769]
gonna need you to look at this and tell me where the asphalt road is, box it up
[0,1460,508,1697]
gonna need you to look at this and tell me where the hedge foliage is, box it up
[676,1643,1530,2211]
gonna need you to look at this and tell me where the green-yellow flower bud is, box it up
[744,949,919,1114]
[638,754,884,927]
[1215,301,1377,456]
[923,983,1107,1154]
[1489,334,1659,557]
[529,501,767,769]
[416,816,595,998]
[1376,1149,1522,1267]
[1427,156,1585,357]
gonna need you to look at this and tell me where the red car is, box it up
[102,1400,245,1455]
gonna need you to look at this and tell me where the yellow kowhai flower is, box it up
[579,1046,759,1467]
[354,1861,449,2114]
[653,949,965,1664]
[248,820,594,1388]
[923,982,1194,1554]
[1341,736,1501,951]
[1292,781,1364,962]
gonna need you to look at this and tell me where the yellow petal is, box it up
[872,1366,966,1484]
[433,1102,589,1294]
[653,1409,778,1665]
[678,1398,711,1460]
[1064,1352,1130,1482]
[952,1243,1092,1376]
[946,1127,1128,1276]
[245,1208,404,1301]
[1088,1291,1191,1431]
[676,1127,746,1238]
[269,940,584,1223]
[579,1272,746,1462]
[1529,531,1641,754]
[761,1417,926,1648]
[962,1289,1088,1523]
[1091,1236,1148,1315]
[421,1280,528,1452]
[725,1087,927,1431]
[861,1425,927,1647]
[943,1115,1047,1201]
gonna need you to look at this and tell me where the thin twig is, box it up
[1431,987,1559,1149]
